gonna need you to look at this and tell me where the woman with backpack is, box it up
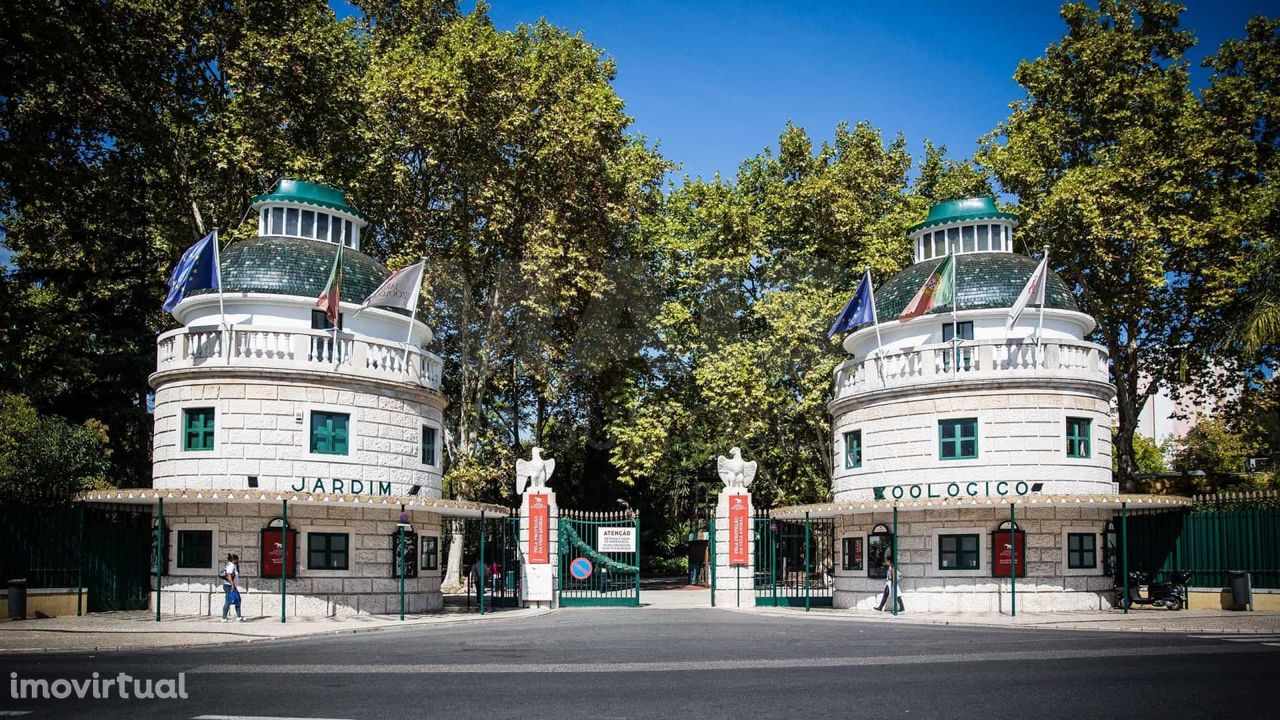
[221,553,243,622]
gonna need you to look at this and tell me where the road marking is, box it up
[1221,636,1280,642]
[1188,634,1280,639]
[193,716,355,720]
[0,712,34,717]
[186,643,1271,676]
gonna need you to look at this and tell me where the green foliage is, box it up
[978,0,1267,490]
[0,394,111,504]
[1121,433,1169,475]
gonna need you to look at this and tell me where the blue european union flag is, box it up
[827,270,876,339]
[163,231,219,313]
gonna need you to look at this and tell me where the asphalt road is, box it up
[1,608,1277,719]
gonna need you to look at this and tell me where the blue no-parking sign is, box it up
[570,557,593,580]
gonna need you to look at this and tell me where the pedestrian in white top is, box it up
[221,553,243,622]
[875,556,904,613]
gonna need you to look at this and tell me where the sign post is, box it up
[1010,503,1016,617]
[155,497,163,622]
[398,522,406,621]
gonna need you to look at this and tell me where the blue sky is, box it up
[463,0,1271,182]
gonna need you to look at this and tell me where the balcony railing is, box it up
[832,338,1109,402]
[156,325,444,390]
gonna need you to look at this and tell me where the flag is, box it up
[361,261,425,312]
[316,242,344,326]
[827,269,876,339]
[163,231,219,313]
[898,251,955,322]
[1006,255,1048,330]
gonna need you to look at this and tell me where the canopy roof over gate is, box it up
[75,488,510,519]
[769,493,1192,520]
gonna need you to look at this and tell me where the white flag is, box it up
[1006,256,1048,330]
[361,261,425,311]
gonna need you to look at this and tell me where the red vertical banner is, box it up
[729,493,750,566]
[528,493,550,564]
[992,529,1025,578]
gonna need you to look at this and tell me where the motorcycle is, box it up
[1117,570,1190,610]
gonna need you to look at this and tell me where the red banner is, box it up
[528,493,550,564]
[992,529,1025,578]
[729,493,750,566]
[260,527,297,579]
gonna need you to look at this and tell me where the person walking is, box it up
[875,556,904,613]
[221,553,243,622]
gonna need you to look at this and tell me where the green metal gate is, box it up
[440,513,521,611]
[753,511,834,607]
[558,510,640,607]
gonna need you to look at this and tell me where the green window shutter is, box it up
[1066,417,1091,458]
[843,430,861,469]
[939,419,978,460]
[310,412,350,456]
[183,408,215,451]
[422,426,437,466]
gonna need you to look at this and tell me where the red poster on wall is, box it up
[528,493,550,564]
[992,528,1025,578]
[729,493,750,566]
[260,527,297,579]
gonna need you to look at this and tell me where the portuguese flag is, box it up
[898,251,955,322]
[316,242,344,326]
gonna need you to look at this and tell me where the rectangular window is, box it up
[310,411,350,455]
[1067,533,1097,569]
[316,213,330,243]
[182,407,216,451]
[271,207,284,235]
[307,532,349,570]
[933,231,945,257]
[422,425,437,466]
[301,210,315,238]
[841,536,864,571]
[343,220,353,247]
[260,208,267,236]
[843,430,862,469]
[992,225,1004,251]
[961,225,975,252]
[176,530,213,569]
[310,309,343,331]
[938,533,980,570]
[285,207,299,236]
[977,224,989,251]
[939,418,978,460]
[421,536,439,571]
[941,321,974,342]
[942,322,974,371]
[1066,417,1092,458]
[946,227,959,254]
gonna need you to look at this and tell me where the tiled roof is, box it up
[190,237,402,313]
[908,197,1019,233]
[251,179,365,220]
[874,252,1079,320]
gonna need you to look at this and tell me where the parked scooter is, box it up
[1117,570,1191,610]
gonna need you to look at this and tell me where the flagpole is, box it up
[333,242,343,367]
[866,266,887,387]
[1035,245,1048,371]
[212,228,226,329]
[402,257,426,375]
[949,249,959,375]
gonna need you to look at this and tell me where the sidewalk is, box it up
[740,606,1280,634]
[0,606,549,654]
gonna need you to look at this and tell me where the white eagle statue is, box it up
[716,447,757,489]
[515,446,556,496]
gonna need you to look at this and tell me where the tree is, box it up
[978,0,1250,490]
[0,394,111,504]
[356,3,669,505]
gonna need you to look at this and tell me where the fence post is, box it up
[804,511,811,612]
[76,504,84,617]
[281,498,287,623]
[1121,501,1129,615]
[635,510,641,605]
[892,504,898,617]
[479,510,486,615]
[1010,502,1016,618]
[155,496,163,622]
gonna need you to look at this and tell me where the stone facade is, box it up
[832,505,1115,612]
[152,376,444,498]
[157,502,445,617]
[831,387,1116,500]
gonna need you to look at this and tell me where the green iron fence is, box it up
[753,511,834,607]
[1118,491,1280,590]
[558,510,640,607]
[0,503,152,612]
[441,513,521,610]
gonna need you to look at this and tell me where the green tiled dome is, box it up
[189,236,392,307]
[252,179,365,220]
[908,197,1018,233]
[874,252,1078,320]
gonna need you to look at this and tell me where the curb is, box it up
[728,607,1280,634]
[0,607,553,655]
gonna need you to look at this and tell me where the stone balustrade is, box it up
[155,324,444,390]
[832,338,1110,402]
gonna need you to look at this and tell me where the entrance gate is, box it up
[557,509,640,607]
[441,514,521,610]
[753,511,834,607]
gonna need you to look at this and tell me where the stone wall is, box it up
[156,502,444,617]
[831,387,1116,500]
[832,505,1115,612]
[152,376,445,498]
